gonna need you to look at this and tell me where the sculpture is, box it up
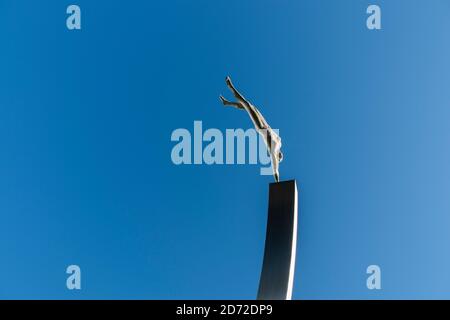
[220,76,283,182]
[220,76,297,300]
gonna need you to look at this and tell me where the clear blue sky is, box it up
[1,0,450,299]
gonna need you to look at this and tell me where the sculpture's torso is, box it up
[244,103,282,151]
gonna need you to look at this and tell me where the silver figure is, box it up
[220,76,283,182]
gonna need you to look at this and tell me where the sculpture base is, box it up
[257,180,298,300]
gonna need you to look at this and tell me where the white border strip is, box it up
[286,182,298,300]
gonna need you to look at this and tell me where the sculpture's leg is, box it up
[257,180,298,300]
[219,95,244,110]
[225,76,249,105]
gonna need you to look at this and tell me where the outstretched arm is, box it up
[271,153,280,182]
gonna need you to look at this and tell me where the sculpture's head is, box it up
[278,151,284,163]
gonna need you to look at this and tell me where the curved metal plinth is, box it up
[257,180,298,300]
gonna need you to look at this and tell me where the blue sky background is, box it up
[1,0,450,299]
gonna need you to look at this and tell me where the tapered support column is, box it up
[257,180,298,300]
